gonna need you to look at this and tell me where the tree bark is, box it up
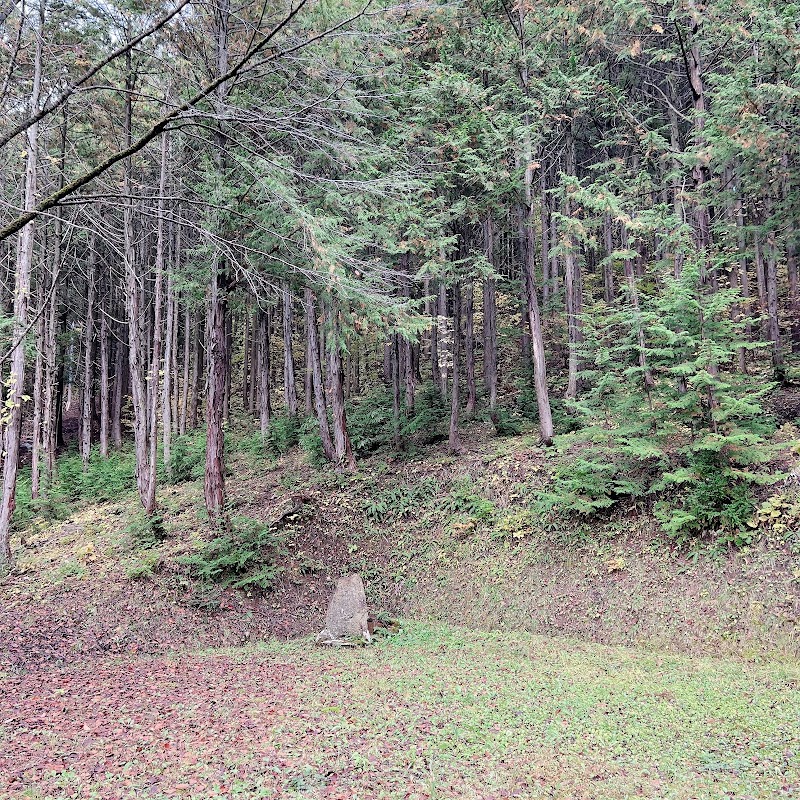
[448,282,463,454]
[99,287,110,458]
[204,0,230,522]
[327,301,355,470]
[258,308,273,438]
[282,280,298,417]
[80,243,97,470]
[0,1,42,568]
[465,281,476,414]
[305,288,335,461]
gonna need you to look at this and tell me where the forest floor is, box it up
[2,622,799,799]
[1,417,800,797]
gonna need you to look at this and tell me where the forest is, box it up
[1,0,800,797]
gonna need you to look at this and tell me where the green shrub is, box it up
[125,511,167,548]
[298,416,327,467]
[346,389,395,455]
[267,415,300,456]
[536,263,779,546]
[178,516,286,591]
[56,450,137,503]
[488,406,523,437]
[363,477,439,523]
[654,449,762,545]
[168,432,206,483]
[441,476,495,520]
[401,382,447,445]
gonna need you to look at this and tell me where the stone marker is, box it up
[316,574,371,645]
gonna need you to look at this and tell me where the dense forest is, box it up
[3,2,800,797]
[1,0,799,570]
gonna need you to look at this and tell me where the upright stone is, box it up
[318,574,370,644]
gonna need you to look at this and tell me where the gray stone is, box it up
[317,574,370,645]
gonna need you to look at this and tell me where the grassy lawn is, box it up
[3,623,798,799]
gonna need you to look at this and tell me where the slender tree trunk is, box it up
[0,3,42,567]
[602,212,616,302]
[327,301,355,470]
[80,244,96,470]
[304,301,314,416]
[305,288,334,461]
[563,126,582,400]
[465,281,476,414]
[448,282,463,454]
[189,313,201,429]
[0,5,43,564]
[31,281,45,498]
[162,271,174,478]
[483,280,498,410]
[111,322,126,450]
[180,307,190,435]
[258,308,273,438]
[766,227,784,381]
[204,0,230,522]
[282,280,298,417]
[99,288,110,458]
[540,172,551,303]
[437,281,449,398]
[145,131,168,514]
[515,25,555,445]
[42,149,63,485]
[391,334,402,450]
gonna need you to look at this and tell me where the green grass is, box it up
[6,622,799,799]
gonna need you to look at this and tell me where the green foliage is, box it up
[488,406,523,437]
[56,450,137,503]
[538,263,778,545]
[441,477,495,520]
[298,416,328,468]
[363,477,439,523]
[517,379,581,435]
[401,383,448,445]
[168,432,206,484]
[178,516,286,592]
[125,512,167,548]
[124,550,161,580]
[346,389,395,455]
[267,416,300,456]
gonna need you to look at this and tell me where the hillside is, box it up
[3,418,799,673]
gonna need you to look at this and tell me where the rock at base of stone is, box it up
[315,629,363,647]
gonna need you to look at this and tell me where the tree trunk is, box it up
[258,308,273,438]
[305,288,335,461]
[448,282,463,454]
[189,313,201,429]
[327,301,355,470]
[602,212,616,303]
[204,0,230,523]
[80,244,96,470]
[282,280,298,418]
[465,281,476,414]
[99,286,110,458]
[30,281,45,498]
[766,228,784,381]
[437,281,448,398]
[391,334,402,450]
[483,278,498,409]
[563,127,582,400]
[145,131,168,514]
[180,306,190,435]
[0,2,42,568]
[162,272,174,478]
[111,322,126,450]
